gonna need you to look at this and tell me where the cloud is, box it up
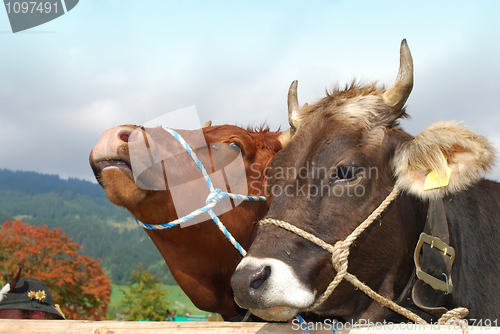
[0,1,499,185]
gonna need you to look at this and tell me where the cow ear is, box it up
[393,121,496,200]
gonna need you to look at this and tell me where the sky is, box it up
[1,0,499,182]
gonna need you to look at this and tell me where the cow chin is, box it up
[250,306,299,322]
[101,168,147,206]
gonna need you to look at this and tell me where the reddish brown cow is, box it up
[90,124,286,320]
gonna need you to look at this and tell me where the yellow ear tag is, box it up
[423,164,452,191]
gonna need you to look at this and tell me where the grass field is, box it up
[109,284,211,318]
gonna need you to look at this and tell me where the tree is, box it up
[0,220,111,320]
[119,266,172,321]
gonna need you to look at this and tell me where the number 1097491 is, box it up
[5,2,58,14]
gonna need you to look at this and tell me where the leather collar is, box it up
[386,198,455,323]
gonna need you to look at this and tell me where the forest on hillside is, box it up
[0,169,176,285]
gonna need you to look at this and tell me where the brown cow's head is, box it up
[90,124,285,226]
[231,40,495,322]
[89,122,287,317]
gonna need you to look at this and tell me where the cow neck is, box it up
[387,197,455,323]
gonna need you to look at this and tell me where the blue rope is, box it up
[134,127,266,257]
[297,314,311,334]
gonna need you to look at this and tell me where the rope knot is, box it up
[206,188,224,206]
[331,240,349,275]
[438,307,470,334]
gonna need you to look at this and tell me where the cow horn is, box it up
[277,128,291,147]
[288,80,300,133]
[382,39,414,111]
[202,120,212,128]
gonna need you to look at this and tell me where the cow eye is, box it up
[229,142,241,152]
[330,166,359,184]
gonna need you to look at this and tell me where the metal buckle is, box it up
[414,232,455,293]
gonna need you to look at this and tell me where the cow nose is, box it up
[117,127,139,143]
[118,129,130,143]
[250,266,271,289]
[109,126,142,147]
[91,125,140,164]
[231,265,271,308]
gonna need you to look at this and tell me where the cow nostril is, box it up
[251,279,265,290]
[250,266,271,290]
[117,128,135,143]
[120,133,130,142]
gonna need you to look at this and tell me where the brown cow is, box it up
[231,40,500,323]
[90,123,287,320]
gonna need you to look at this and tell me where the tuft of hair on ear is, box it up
[393,121,496,200]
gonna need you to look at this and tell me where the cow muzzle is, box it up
[90,125,137,179]
[231,256,315,321]
[90,125,150,206]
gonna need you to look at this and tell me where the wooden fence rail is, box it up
[0,320,497,334]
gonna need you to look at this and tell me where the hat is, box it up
[0,277,65,319]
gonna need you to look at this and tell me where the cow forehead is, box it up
[274,114,385,173]
[298,86,399,129]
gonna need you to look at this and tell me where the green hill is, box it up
[0,169,175,285]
